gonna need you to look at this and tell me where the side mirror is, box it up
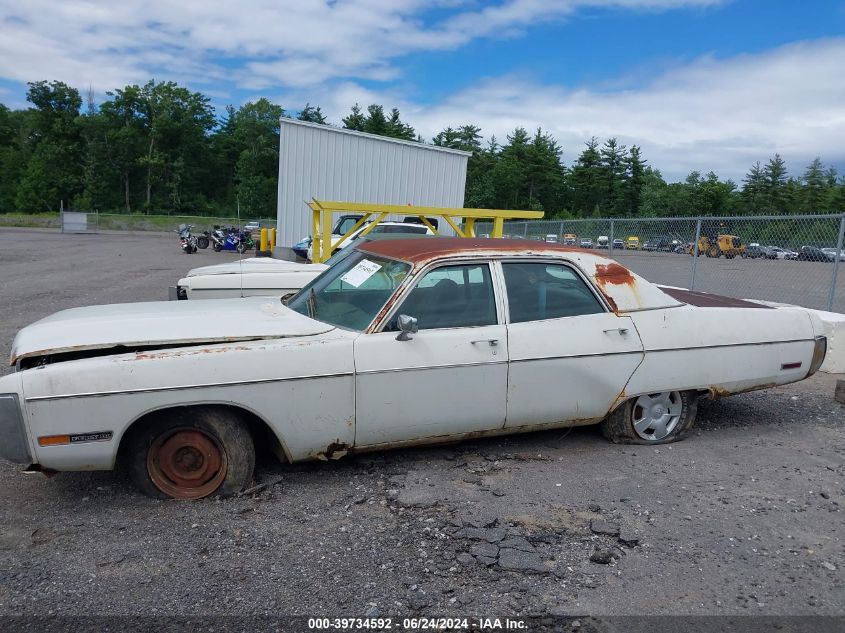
[395,314,419,341]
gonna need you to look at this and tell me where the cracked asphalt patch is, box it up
[0,228,843,617]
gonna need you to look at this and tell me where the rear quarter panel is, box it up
[625,306,816,398]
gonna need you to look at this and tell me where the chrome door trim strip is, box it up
[357,359,509,376]
[510,350,644,363]
[509,338,812,363]
[25,371,354,402]
[644,338,812,353]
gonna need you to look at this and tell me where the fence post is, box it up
[828,215,845,312]
[690,218,702,291]
[609,219,614,256]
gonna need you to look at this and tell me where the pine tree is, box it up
[298,103,327,124]
[342,104,365,131]
[741,161,767,212]
[569,137,602,216]
[763,153,788,213]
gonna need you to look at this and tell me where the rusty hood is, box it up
[10,297,333,365]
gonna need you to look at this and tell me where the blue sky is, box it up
[1,0,844,181]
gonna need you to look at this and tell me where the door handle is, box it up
[602,328,629,335]
[471,338,499,346]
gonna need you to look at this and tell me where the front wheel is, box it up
[212,242,222,252]
[600,391,698,445]
[125,408,255,499]
[236,241,247,254]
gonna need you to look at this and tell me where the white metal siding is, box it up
[277,119,470,247]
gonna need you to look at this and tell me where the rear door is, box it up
[501,260,644,428]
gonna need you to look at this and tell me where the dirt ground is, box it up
[0,228,842,621]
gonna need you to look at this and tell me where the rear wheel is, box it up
[125,408,255,499]
[601,391,698,445]
[212,241,222,252]
[197,236,209,249]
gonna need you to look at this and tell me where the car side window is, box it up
[389,264,497,330]
[503,262,604,323]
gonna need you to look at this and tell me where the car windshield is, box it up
[288,251,411,331]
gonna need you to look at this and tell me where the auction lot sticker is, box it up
[340,259,382,287]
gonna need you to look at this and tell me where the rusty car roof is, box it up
[357,236,583,264]
[357,237,684,314]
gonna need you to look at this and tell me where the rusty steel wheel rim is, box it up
[147,427,227,499]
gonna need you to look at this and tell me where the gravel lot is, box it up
[0,228,843,620]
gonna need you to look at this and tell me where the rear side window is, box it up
[503,262,604,323]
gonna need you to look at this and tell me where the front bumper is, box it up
[0,393,32,464]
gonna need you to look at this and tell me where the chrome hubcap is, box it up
[632,391,683,441]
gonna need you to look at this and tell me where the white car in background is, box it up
[171,233,441,300]
[307,220,432,261]
[171,257,328,300]
[1,238,826,499]
[821,247,845,262]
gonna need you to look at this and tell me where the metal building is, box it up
[275,119,471,257]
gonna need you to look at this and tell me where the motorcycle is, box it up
[210,225,254,254]
[196,230,210,249]
[177,224,198,254]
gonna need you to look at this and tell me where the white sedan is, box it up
[306,220,433,261]
[171,234,438,300]
[0,239,826,499]
[171,257,328,300]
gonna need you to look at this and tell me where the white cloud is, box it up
[1,1,840,182]
[378,38,845,181]
[0,0,721,91]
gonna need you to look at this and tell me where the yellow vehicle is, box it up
[625,236,640,250]
[562,233,577,246]
[687,234,745,259]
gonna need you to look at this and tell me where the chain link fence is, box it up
[96,214,277,232]
[475,214,845,313]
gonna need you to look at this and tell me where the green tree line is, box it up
[1,79,844,218]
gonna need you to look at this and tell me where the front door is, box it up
[354,262,508,447]
[500,260,645,428]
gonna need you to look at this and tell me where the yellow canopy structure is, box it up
[307,199,544,262]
